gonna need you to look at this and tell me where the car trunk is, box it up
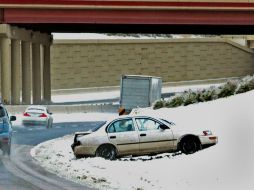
[27,110,44,117]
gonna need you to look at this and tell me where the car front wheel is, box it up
[96,145,116,160]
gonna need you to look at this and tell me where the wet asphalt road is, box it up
[0,121,103,190]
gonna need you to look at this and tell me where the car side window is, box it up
[136,118,160,131]
[107,119,135,133]
[0,106,6,117]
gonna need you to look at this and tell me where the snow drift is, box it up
[31,90,254,190]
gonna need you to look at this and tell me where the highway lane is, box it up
[0,157,38,190]
[0,121,103,190]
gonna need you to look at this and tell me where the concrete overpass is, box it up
[2,0,254,33]
[1,0,254,104]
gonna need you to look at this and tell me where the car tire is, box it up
[2,144,11,156]
[96,145,116,160]
[180,138,200,155]
[50,120,53,128]
[48,120,53,128]
[46,120,52,128]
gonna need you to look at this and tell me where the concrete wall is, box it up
[51,38,254,90]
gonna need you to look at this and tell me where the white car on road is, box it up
[72,115,218,159]
[22,106,53,128]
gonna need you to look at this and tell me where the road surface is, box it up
[0,122,102,190]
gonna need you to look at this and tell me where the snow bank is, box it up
[53,33,173,40]
[31,90,254,190]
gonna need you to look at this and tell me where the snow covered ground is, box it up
[53,33,195,40]
[31,90,254,190]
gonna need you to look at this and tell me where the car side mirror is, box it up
[10,116,16,121]
[159,124,169,130]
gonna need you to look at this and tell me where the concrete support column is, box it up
[32,43,41,104]
[11,39,21,105]
[0,37,11,104]
[22,41,31,104]
[43,45,51,103]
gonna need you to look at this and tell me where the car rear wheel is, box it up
[180,138,200,154]
[96,145,116,160]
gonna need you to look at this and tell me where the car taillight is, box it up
[203,130,212,136]
[39,113,47,118]
[23,112,30,117]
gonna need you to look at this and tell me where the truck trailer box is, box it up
[120,75,162,113]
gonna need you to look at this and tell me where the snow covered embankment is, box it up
[31,90,254,190]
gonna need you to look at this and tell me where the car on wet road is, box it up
[0,104,16,155]
[22,106,53,128]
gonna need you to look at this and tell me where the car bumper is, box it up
[22,117,48,125]
[0,134,11,148]
[199,135,218,148]
[72,144,97,157]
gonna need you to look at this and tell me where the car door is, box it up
[135,117,174,154]
[107,118,139,155]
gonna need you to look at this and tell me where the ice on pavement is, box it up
[31,89,254,190]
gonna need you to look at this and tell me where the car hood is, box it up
[169,124,205,137]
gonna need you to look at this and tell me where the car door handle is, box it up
[140,134,146,137]
[110,136,116,139]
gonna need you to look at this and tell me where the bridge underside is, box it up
[2,8,254,34]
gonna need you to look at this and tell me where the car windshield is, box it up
[90,121,107,132]
[160,118,175,126]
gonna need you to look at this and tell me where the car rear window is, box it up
[91,121,107,132]
[27,108,45,114]
[28,108,44,111]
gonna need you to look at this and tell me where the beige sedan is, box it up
[71,116,218,160]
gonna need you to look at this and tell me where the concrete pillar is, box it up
[11,39,21,105]
[43,45,51,103]
[22,41,31,104]
[0,37,11,104]
[32,43,41,104]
